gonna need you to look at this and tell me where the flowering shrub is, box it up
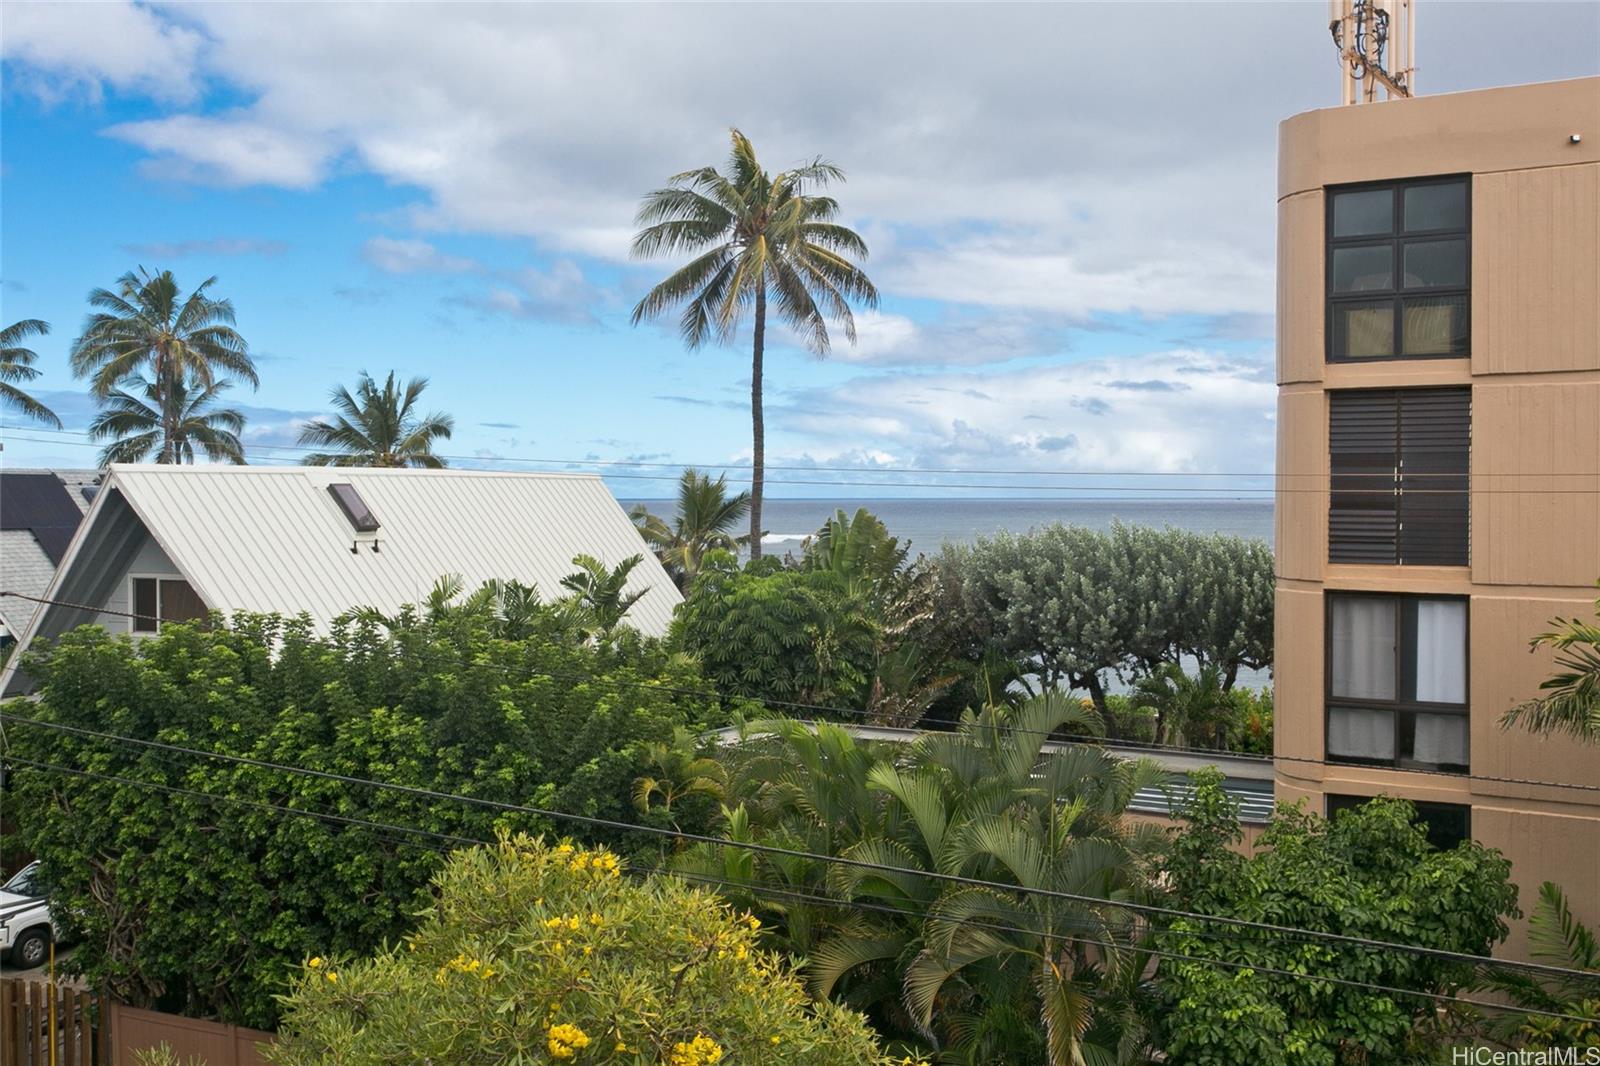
[267,834,904,1065]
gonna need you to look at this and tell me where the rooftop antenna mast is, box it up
[1330,0,1416,105]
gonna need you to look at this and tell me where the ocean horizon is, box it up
[620,497,1275,555]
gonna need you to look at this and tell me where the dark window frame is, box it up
[1326,175,1471,363]
[1324,591,1471,774]
[1326,793,1472,850]
[129,575,207,634]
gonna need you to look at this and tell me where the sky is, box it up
[1,1,1596,498]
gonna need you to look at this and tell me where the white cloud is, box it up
[826,309,1068,367]
[776,350,1277,475]
[107,114,331,188]
[452,260,611,326]
[0,1,204,103]
[362,236,480,275]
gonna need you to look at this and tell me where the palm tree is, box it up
[0,318,61,427]
[559,553,649,637]
[629,468,751,590]
[629,129,879,559]
[70,269,255,464]
[298,371,454,468]
[1501,582,1600,742]
[87,372,246,466]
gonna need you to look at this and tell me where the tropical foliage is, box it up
[1153,773,1520,1065]
[675,697,1168,1065]
[6,601,746,1028]
[267,835,905,1065]
[1501,580,1600,743]
[629,129,878,558]
[560,553,651,638]
[630,468,751,590]
[87,372,247,465]
[298,370,454,468]
[946,522,1274,719]
[1490,881,1600,1048]
[0,318,61,427]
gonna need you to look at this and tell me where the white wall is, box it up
[96,530,185,634]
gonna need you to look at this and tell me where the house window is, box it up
[1329,387,1470,566]
[130,577,207,633]
[1327,794,1471,850]
[1327,176,1469,361]
[1326,592,1468,773]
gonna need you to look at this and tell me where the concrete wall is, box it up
[1274,76,1600,958]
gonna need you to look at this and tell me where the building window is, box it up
[1327,794,1471,850]
[1329,387,1469,566]
[130,577,208,633]
[1327,176,1469,362]
[1325,592,1468,774]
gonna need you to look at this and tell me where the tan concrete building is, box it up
[1274,75,1600,954]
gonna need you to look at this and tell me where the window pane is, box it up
[1404,712,1469,768]
[1328,706,1396,761]
[133,578,158,633]
[1332,188,1393,237]
[1411,599,1466,704]
[159,579,207,624]
[1401,294,1468,355]
[1332,301,1395,359]
[1330,596,1397,700]
[1331,245,1393,292]
[1402,239,1467,288]
[1413,801,1472,849]
[1404,182,1467,232]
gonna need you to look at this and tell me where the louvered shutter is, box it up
[1398,388,1470,565]
[1329,391,1400,563]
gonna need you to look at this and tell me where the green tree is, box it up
[70,269,256,462]
[7,604,739,1028]
[1490,881,1600,1048]
[267,835,905,1065]
[629,468,751,590]
[297,370,453,468]
[672,551,877,707]
[560,553,650,637]
[1501,581,1600,743]
[1154,773,1520,1065]
[803,507,909,599]
[87,372,247,465]
[629,129,879,559]
[0,318,61,427]
[1130,663,1232,748]
[679,697,1168,1065]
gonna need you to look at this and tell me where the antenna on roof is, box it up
[1330,0,1416,105]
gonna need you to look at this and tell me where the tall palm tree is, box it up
[298,371,454,468]
[0,318,61,427]
[87,372,246,466]
[70,269,255,463]
[1501,582,1600,742]
[629,468,751,590]
[630,129,879,558]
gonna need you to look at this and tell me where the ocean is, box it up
[622,497,1274,557]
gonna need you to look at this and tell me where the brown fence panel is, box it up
[0,979,104,1066]
[105,1002,273,1066]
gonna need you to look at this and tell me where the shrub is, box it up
[267,835,903,1065]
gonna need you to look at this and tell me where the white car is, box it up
[0,862,53,970]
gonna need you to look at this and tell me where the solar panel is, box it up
[327,483,380,533]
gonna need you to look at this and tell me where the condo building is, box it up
[1273,75,1600,952]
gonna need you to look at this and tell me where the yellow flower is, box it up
[745,916,760,931]
[669,1034,724,1066]
[770,1035,782,1045]
[589,912,604,926]
[547,1022,591,1061]
[324,971,337,983]
[614,1041,628,1053]
[307,956,323,969]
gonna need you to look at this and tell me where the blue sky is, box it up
[2,2,1596,497]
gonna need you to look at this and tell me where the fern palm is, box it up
[1501,582,1600,743]
[0,318,62,427]
[629,129,878,559]
[87,373,246,466]
[298,371,454,468]
[630,468,751,590]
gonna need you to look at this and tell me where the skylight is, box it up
[328,483,380,533]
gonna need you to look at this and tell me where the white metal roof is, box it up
[2,465,681,685]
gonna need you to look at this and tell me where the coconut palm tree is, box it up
[298,371,454,468]
[1501,582,1600,743]
[87,372,246,466]
[0,318,61,427]
[629,468,751,590]
[629,129,878,559]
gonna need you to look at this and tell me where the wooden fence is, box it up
[0,979,273,1066]
[0,979,97,1066]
